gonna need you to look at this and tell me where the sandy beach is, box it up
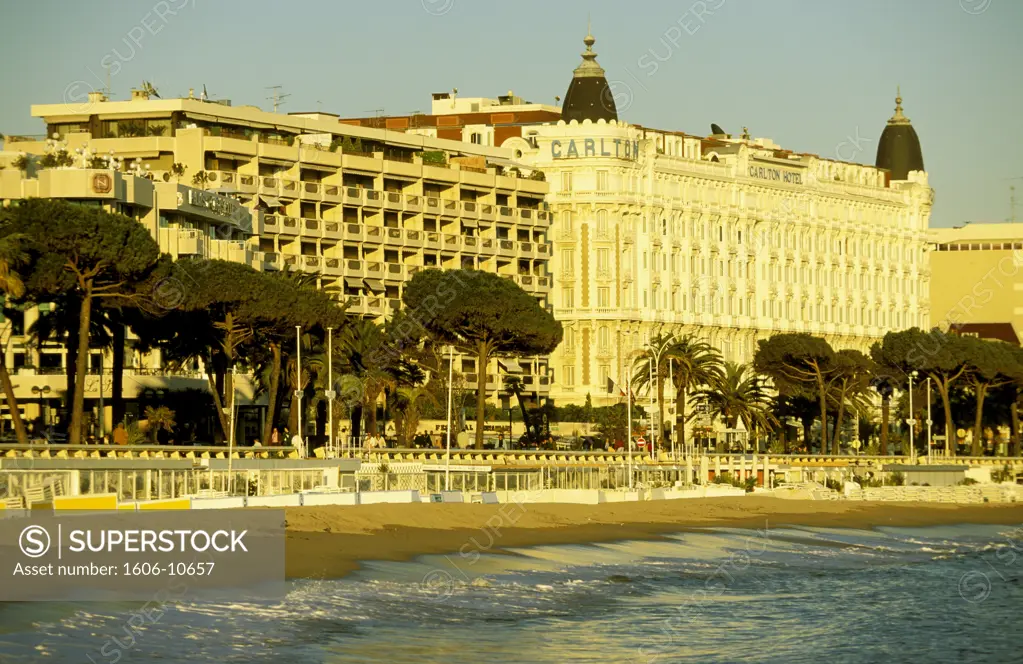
[283,497,1023,579]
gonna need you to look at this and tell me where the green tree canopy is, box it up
[0,199,166,443]
[754,333,836,447]
[402,269,562,448]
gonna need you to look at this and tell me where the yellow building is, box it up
[0,88,555,436]
[929,223,1023,337]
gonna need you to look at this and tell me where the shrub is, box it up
[958,478,979,486]
[890,471,906,487]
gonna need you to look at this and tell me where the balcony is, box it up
[440,199,459,218]
[498,239,516,258]
[346,259,366,278]
[364,189,384,209]
[442,233,460,251]
[425,232,441,250]
[323,184,341,203]
[302,255,322,273]
[301,218,321,238]
[498,206,514,223]
[301,181,321,200]
[384,191,403,211]
[323,221,342,240]
[237,174,257,195]
[405,194,422,213]
[384,227,403,246]
[519,209,534,224]
[535,210,551,227]
[425,197,441,214]
[280,217,300,236]
[365,262,384,278]
[280,179,299,198]
[461,201,480,219]
[365,225,384,244]
[344,187,363,204]
[384,262,404,281]
[480,204,495,223]
[263,215,280,233]
[405,229,424,248]
[259,176,279,196]
[174,228,202,256]
[259,251,279,271]
[345,223,364,243]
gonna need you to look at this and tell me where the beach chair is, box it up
[39,450,51,459]
[288,451,299,459]
[215,452,225,459]
[170,451,181,460]
[186,451,196,459]
[73,450,87,459]
[56,449,68,459]
[313,447,326,459]
[139,450,150,459]
[90,451,102,459]
[201,452,210,459]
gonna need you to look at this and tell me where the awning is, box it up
[259,157,293,168]
[461,219,478,229]
[300,162,335,172]
[344,277,365,289]
[259,195,281,208]
[363,279,385,293]
[498,359,523,374]
[210,151,248,161]
[118,151,160,159]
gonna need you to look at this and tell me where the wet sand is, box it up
[282,497,1023,579]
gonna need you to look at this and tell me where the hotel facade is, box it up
[342,32,935,407]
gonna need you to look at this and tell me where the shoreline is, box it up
[283,497,1023,580]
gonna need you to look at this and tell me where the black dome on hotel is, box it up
[875,89,924,180]
[561,31,618,123]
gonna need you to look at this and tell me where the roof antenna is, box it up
[266,85,291,113]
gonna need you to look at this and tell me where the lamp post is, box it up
[227,365,237,493]
[97,353,104,438]
[907,371,918,462]
[926,376,933,461]
[295,325,303,451]
[445,345,454,492]
[326,326,336,458]
[31,386,51,438]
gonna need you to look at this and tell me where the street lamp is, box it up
[31,386,51,437]
[444,345,455,491]
[295,325,303,452]
[926,376,933,461]
[325,327,336,458]
[907,371,918,462]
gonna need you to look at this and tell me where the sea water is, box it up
[0,523,1020,663]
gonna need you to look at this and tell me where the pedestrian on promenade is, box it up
[291,431,305,458]
[271,427,280,446]
[112,423,128,446]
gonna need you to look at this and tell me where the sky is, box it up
[0,0,1020,227]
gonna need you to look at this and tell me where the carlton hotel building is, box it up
[342,31,934,406]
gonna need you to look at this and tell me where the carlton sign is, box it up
[748,163,804,185]
[551,138,640,160]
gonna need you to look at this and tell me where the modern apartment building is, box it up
[0,89,554,433]
[0,163,262,435]
[342,31,935,407]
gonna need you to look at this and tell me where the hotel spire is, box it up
[875,86,924,179]
[561,26,618,123]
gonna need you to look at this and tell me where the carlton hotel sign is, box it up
[551,138,641,160]
[748,162,804,185]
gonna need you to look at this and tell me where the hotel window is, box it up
[562,172,573,192]
[563,366,575,387]
[597,209,608,234]
[599,365,610,388]
[598,287,610,307]
[597,249,610,272]
[561,249,574,274]
[597,170,608,191]
[564,328,575,350]
[598,326,610,348]
[561,287,574,308]
[562,210,573,234]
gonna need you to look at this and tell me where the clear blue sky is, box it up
[1,0,1020,227]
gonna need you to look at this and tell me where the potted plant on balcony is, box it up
[167,162,186,182]
[10,153,29,173]
[192,170,209,190]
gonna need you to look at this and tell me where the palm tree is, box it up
[143,405,176,443]
[391,385,438,446]
[630,331,676,450]
[0,234,30,445]
[698,362,776,449]
[664,335,724,454]
[340,319,395,440]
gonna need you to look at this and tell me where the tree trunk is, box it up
[0,360,28,446]
[656,364,665,451]
[675,387,687,456]
[1011,400,1020,457]
[939,381,955,457]
[289,362,300,436]
[474,341,490,449]
[315,400,326,439]
[69,290,93,445]
[350,403,363,442]
[972,385,987,457]
[64,314,78,434]
[881,396,890,453]
[779,425,788,454]
[832,394,846,456]
[816,377,828,454]
[263,343,281,444]
[205,371,229,441]
[365,387,380,435]
[111,320,126,427]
